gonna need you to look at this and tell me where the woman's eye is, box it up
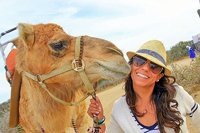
[50,41,67,51]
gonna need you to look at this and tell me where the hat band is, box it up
[137,49,166,65]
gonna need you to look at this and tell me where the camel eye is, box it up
[50,41,68,51]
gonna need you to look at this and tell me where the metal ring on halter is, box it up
[72,59,85,72]
[36,74,42,82]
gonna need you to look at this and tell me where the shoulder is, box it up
[113,96,126,108]
[112,96,128,114]
[173,83,185,93]
[173,83,191,99]
[173,83,196,110]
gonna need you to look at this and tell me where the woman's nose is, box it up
[140,61,151,71]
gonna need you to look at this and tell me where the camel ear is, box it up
[18,23,34,48]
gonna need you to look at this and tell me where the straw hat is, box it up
[127,40,172,76]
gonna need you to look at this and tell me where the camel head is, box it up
[13,23,130,97]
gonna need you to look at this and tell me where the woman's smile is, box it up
[136,72,149,79]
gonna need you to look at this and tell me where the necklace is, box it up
[136,101,156,115]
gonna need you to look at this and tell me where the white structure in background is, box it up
[192,34,200,43]
[192,34,200,52]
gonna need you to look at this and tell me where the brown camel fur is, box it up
[12,23,130,133]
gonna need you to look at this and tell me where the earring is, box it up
[156,80,159,82]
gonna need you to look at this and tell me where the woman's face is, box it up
[130,56,164,88]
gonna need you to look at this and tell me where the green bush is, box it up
[167,41,193,63]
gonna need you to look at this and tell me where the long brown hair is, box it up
[125,58,183,133]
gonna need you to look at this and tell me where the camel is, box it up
[12,23,130,133]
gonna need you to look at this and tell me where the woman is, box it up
[87,40,200,133]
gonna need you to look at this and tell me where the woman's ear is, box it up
[156,73,164,82]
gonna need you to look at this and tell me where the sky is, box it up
[0,0,200,103]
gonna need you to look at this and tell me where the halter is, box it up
[1,27,101,132]
[23,36,100,133]
[23,36,96,106]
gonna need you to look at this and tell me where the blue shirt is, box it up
[188,48,196,58]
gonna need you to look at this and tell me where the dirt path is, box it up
[172,57,192,66]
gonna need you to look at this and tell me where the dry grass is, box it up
[171,56,200,88]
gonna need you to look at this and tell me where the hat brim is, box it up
[127,51,172,76]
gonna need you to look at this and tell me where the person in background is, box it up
[87,40,200,133]
[186,45,196,61]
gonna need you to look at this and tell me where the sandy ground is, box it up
[185,85,200,133]
[172,58,192,66]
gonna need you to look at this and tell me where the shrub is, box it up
[171,55,200,87]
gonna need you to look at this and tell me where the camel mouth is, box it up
[94,78,126,90]
[92,60,130,90]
